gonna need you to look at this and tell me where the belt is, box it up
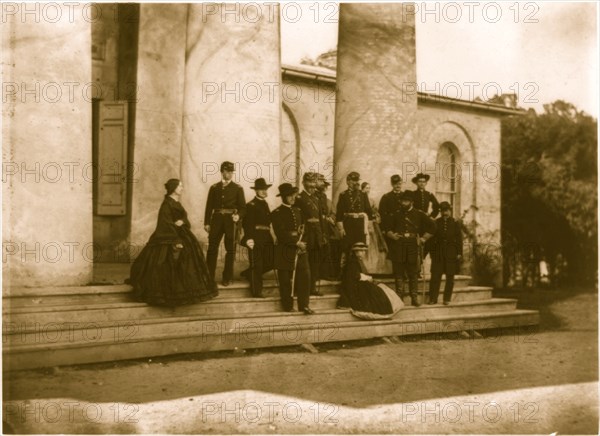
[214,208,237,214]
[305,218,320,223]
[255,225,270,231]
[399,233,418,238]
[344,213,365,218]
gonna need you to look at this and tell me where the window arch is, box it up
[436,142,461,216]
[281,103,301,187]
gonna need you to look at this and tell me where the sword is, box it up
[249,245,256,296]
[420,243,426,305]
[291,224,305,298]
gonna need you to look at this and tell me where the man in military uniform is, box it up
[317,173,340,280]
[411,173,440,218]
[271,183,313,314]
[336,171,374,254]
[240,178,274,298]
[378,174,406,294]
[428,201,463,305]
[411,172,440,276]
[204,161,246,286]
[381,191,435,306]
[295,172,327,296]
[316,173,340,280]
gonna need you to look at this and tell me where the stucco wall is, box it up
[2,6,93,287]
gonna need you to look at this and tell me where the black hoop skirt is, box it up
[129,196,218,306]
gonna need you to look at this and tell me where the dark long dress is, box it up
[129,196,218,306]
[339,254,404,320]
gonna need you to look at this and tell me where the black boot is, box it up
[411,293,421,307]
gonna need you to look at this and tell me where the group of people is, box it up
[128,161,463,318]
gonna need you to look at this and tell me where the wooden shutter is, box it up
[97,101,128,215]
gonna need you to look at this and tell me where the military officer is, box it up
[428,201,463,305]
[381,191,435,306]
[335,171,374,253]
[411,172,440,274]
[378,174,406,294]
[271,183,313,314]
[240,178,274,298]
[316,173,340,280]
[204,161,246,286]
[295,172,327,296]
[411,173,440,218]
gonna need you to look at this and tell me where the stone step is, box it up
[2,284,489,317]
[2,308,539,370]
[4,295,342,325]
[3,298,518,347]
[3,276,474,308]
[4,285,505,325]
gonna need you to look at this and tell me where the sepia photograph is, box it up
[2,1,598,434]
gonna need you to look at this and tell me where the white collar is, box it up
[281,203,292,208]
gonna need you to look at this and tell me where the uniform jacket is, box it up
[241,197,273,247]
[204,181,246,223]
[411,189,440,218]
[295,190,326,247]
[335,189,374,222]
[383,206,436,238]
[428,216,463,260]
[378,190,405,232]
[271,204,306,270]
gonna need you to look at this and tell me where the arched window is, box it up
[436,142,460,216]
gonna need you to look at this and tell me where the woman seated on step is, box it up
[337,242,404,320]
[127,178,218,306]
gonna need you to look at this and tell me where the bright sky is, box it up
[280,2,598,117]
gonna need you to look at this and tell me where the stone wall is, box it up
[416,103,503,285]
[282,75,336,196]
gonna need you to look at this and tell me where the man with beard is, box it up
[381,191,435,306]
[428,201,463,305]
[240,178,274,298]
[411,172,440,277]
[335,171,374,255]
[295,172,327,296]
[271,183,313,314]
[378,174,406,295]
[316,173,341,280]
[411,173,440,218]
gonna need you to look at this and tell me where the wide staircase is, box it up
[2,274,539,370]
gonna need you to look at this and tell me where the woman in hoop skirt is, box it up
[128,179,218,306]
[337,242,404,320]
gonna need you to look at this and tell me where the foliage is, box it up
[501,100,597,285]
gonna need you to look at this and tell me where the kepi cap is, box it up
[440,201,452,211]
[346,171,360,182]
[220,161,235,172]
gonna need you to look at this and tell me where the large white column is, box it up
[130,4,188,248]
[333,3,419,204]
[180,3,282,235]
[2,5,92,287]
